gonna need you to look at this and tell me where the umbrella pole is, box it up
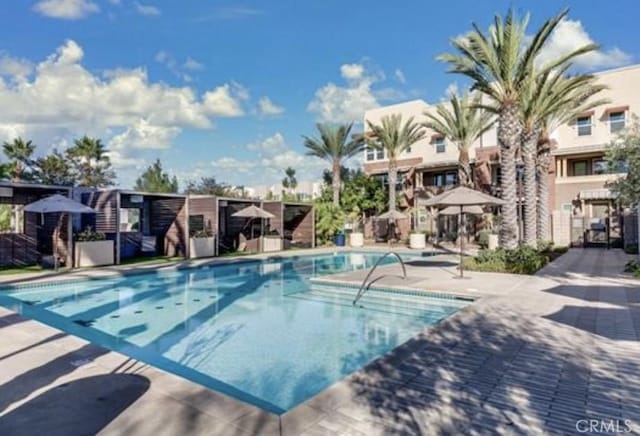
[459,205,464,278]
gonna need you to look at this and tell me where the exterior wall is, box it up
[283,204,314,248]
[188,197,217,235]
[151,197,187,257]
[262,201,283,236]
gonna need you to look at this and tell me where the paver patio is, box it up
[0,248,638,435]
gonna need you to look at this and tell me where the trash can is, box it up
[334,233,346,247]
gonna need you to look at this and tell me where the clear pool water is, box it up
[0,252,469,414]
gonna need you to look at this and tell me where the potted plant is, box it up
[74,226,114,267]
[409,208,426,249]
[190,229,215,258]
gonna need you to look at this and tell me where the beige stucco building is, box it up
[363,64,639,246]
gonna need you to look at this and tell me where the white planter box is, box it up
[190,237,215,259]
[262,237,282,252]
[488,234,499,250]
[409,233,426,249]
[74,240,114,268]
[349,232,364,247]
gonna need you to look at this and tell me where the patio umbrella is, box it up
[424,187,505,278]
[439,205,484,216]
[232,205,275,251]
[24,194,96,270]
[376,209,409,221]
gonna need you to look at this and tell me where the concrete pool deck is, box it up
[0,248,639,434]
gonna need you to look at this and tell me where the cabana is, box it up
[263,201,315,249]
[79,189,188,264]
[0,181,72,267]
[216,197,264,254]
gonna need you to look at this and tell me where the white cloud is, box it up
[537,19,632,70]
[394,68,406,84]
[257,97,285,116]
[246,133,287,153]
[109,119,180,150]
[340,63,365,81]
[183,57,204,71]
[308,64,381,123]
[202,83,248,117]
[134,1,160,16]
[211,133,325,184]
[32,0,99,19]
[0,54,33,80]
[106,149,146,169]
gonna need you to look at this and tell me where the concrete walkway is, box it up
[0,249,638,435]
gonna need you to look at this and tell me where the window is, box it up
[376,149,384,160]
[434,137,446,153]
[592,159,607,175]
[189,215,205,235]
[572,160,588,176]
[433,173,444,187]
[445,171,458,185]
[120,208,141,232]
[576,116,592,136]
[366,147,374,161]
[609,111,625,133]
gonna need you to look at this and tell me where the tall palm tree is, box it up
[438,7,596,248]
[2,137,35,182]
[66,136,116,187]
[303,123,363,206]
[535,75,608,242]
[366,114,426,212]
[424,91,495,188]
[519,66,606,245]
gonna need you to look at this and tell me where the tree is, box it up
[134,159,179,193]
[34,151,76,186]
[282,167,297,194]
[605,117,639,205]
[365,114,426,212]
[520,67,607,245]
[2,137,35,182]
[438,7,595,248]
[303,123,364,206]
[424,91,494,188]
[66,136,116,187]
[184,176,234,196]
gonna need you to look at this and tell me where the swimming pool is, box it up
[0,251,470,414]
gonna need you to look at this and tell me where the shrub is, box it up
[624,260,640,277]
[75,226,106,242]
[314,202,346,246]
[464,245,553,275]
[624,244,639,255]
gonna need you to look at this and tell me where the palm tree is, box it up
[2,137,35,182]
[282,166,298,197]
[34,151,76,186]
[66,136,116,187]
[535,74,608,242]
[438,8,596,248]
[303,123,364,206]
[424,91,495,188]
[365,114,426,212]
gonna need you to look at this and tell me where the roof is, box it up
[0,180,72,191]
[552,144,608,156]
[79,188,187,198]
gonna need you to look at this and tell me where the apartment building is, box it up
[363,64,639,245]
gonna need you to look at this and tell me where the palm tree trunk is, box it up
[332,160,340,206]
[521,129,538,247]
[497,104,520,249]
[388,159,397,211]
[458,147,472,187]
[536,142,552,242]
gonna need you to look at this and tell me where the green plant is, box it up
[314,202,345,246]
[191,229,213,238]
[465,245,553,275]
[75,226,106,242]
[624,244,639,255]
[624,260,640,277]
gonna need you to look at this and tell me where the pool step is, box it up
[289,285,462,319]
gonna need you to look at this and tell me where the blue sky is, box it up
[1,0,638,188]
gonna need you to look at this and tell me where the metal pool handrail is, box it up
[353,252,407,306]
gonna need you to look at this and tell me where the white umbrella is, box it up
[25,194,96,270]
[376,209,409,221]
[232,205,275,251]
[424,187,504,278]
